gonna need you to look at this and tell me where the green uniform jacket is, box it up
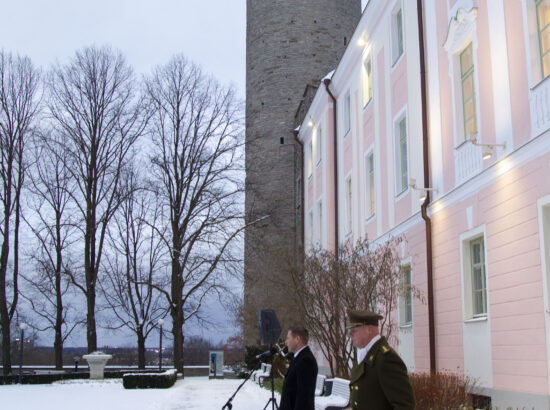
[349,337,415,410]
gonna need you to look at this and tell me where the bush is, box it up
[260,376,283,395]
[122,369,177,389]
[409,371,477,409]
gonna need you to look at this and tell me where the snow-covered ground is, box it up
[1,377,280,410]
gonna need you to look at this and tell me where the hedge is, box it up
[122,369,177,389]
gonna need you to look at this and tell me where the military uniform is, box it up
[347,310,415,410]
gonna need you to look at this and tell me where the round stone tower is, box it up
[244,0,361,343]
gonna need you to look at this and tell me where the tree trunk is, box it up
[86,287,97,353]
[171,306,184,375]
[0,311,11,375]
[137,331,145,369]
[54,213,64,370]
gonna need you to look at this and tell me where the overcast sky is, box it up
[0,0,246,96]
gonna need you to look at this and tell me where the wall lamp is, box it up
[307,117,314,127]
[467,133,506,160]
[409,178,438,203]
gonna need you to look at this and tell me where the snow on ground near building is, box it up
[1,376,280,410]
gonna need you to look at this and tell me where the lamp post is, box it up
[74,356,80,372]
[18,323,27,384]
[158,319,164,371]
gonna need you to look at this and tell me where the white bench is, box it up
[315,374,327,396]
[314,378,350,410]
[257,364,272,385]
[252,363,266,382]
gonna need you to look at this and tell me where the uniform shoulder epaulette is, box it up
[381,345,390,355]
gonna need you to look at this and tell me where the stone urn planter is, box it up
[83,351,113,380]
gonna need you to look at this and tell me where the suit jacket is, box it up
[349,337,415,410]
[279,346,318,410]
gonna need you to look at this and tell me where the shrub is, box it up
[122,369,177,389]
[260,376,283,395]
[409,371,477,409]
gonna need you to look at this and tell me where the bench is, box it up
[257,364,272,385]
[314,377,350,410]
[315,374,326,396]
[251,363,266,383]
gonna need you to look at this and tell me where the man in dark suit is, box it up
[347,310,416,410]
[279,326,318,410]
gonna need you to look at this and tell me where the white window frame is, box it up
[317,199,323,247]
[443,8,482,147]
[308,209,314,250]
[524,0,550,86]
[394,111,409,196]
[537,194,550,394]
[362,55,373,108]
[316,124,323,166]
[364,149,375,219]
[343,90,351,137]
[345,175,352,235]
[307,139,313,178]
[399,264,413,326]
[391,2,404,66]
[460,226,489,321]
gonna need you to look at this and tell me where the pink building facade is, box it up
[297,0,550,407]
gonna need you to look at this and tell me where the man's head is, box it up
[285,326,309,353]
[346,310,383,349]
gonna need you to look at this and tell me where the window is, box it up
[395,116,408,195]
[362,57,372,107]
[316,126,322,165]
[537,0,550,79]
[365,151,375,217]
[460,43,477,140]
[317,201,323,245]
[344,91,351,136]
[308,210,314,249]
[345,177,352,234]
[470,238,487,316]
[400,265,412,325]
[308,140,313,178]
[392,6,404,64]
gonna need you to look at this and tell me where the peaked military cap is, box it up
[346,310,383,330]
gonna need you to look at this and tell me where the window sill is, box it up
[365,214,375,223]
[391,52,404,71]
[395,187,409,201]
[363,99,372,111]
[399,323,412,329]
[464,315,487,323]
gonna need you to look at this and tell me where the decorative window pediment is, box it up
[444,8,478,52]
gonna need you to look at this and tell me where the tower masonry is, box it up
[244,0,361,343]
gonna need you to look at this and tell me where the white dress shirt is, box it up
[357,334,381,364]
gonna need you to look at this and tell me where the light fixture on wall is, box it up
[307,117,314,127]
[409,178,438,203]
[357,37,366,47]
[467,133,506,160]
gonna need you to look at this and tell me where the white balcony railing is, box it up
[454,140,483,186]
[530,75,550,138]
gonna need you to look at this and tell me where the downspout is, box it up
[417,0,436,374]
[323,78,339,258]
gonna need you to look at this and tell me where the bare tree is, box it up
[47,46,148,353]
[100,165,167,369]
[0,51,40,375]
[144,55,247,373]
[291,237,422,378]
[22,128,80,369]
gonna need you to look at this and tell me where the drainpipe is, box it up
[417,0,436,374]
[323,78,339,258]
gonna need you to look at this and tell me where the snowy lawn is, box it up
[0,376,280,410]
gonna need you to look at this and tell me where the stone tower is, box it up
[244,0,361,343]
